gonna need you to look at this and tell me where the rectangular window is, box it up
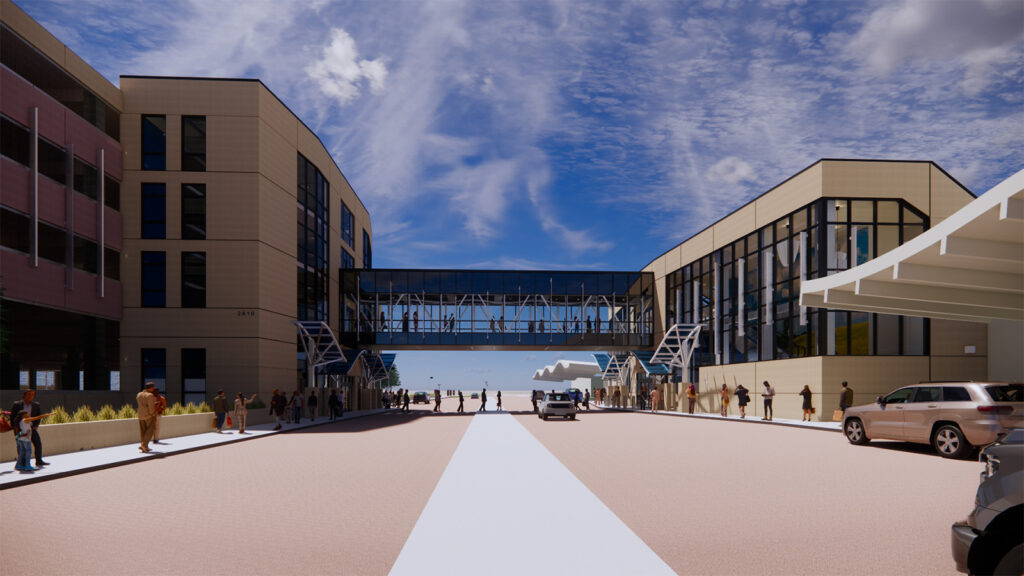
[38,138,67,184]
[73,157,98,200]
[141,183,166,239]
[141,115,166,171]
[181,116,206,172]
[104,176,121,211]
[341,249,355,269]
[1,208,30,253]
[34,370,56,390]
[363,229,372,269]
[141,348,166,391]
[141,251,166,307]
[73,235,98,274]
[181,184,206,239]
[104,247,121,280]
[181,348,207,405]
[109,371,120,391]
[181,251,206,308]
[38,221,66,264]
[1,116,30,166]
[341,202,354,247]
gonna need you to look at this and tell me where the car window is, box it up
[547,394,570,401]
[942,387,972,402]
[986,385,1024,402]
[910,387,941,403]
[884,388,915,404]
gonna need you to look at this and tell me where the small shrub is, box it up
[117,404,137,419]
[166,402,186,416]
[46,406,72,424]
[185,402,200,414]
[95,404,117,420]
[72,405,95,422]
[196,401,212,413]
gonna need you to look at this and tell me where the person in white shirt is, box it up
[761,381,775,421]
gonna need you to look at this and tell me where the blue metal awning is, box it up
[319,349,366,375]
[631,350,671,376]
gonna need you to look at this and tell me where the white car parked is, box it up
[539,392,576,421]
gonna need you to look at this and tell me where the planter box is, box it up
[1,413,215,463]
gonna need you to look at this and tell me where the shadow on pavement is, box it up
[856,440,981,460]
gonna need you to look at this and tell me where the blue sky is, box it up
[23,0,1024,391]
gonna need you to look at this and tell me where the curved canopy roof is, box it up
[801,169,1024,322]
[533,360,600,382]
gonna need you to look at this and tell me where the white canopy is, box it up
[533,360,601,382]
[800,169,1024,322]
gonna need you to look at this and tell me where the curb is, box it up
[593,405,843,433]
[1,408,389,490]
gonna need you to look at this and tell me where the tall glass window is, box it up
[141,183,166,239]
[181,252,206,308]
[181,184,206,239]
[341,202,354,247]
[341,249,355,269]
[141,348,166,391]
[181,348,206,405]
[181,116,206,171]
[363,230,372,269]
[141,251,166,308]
[297,154,329,322]
[666,197,930,378]
[141,115,166,171]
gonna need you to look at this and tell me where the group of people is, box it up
[267,388,345,430]
[681,380,854,421]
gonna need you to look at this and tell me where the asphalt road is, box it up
[0,393,980,575]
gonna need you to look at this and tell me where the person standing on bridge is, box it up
[413,310,419,332]
[478,389,487,412]
[457,390,464,413]
[402,312,409,332]
[539,318,545,333]
[496,390,502,411]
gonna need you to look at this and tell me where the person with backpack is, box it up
[734,384,750,419]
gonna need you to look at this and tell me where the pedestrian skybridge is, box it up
[339,269,655,350]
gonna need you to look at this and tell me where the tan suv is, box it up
[843,382,1023,459]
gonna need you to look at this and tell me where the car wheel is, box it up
[570,413,576,420]
[542,414,548,421]
[993,543,1024,575]
[844,418,869,445]
[932,424,972,459]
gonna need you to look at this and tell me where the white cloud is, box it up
[307,28,388,106]
[707,156,756,185]
[848,0,1024,94]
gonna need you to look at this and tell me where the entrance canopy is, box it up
[649,323,703,378]
[593,352,630,387]
[533,360,601,382]
[801,170,1024,322]
[631,350,671,376]
[294,320,346,368]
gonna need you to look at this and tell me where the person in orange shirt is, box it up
[686,384,697,414]
[152,388,167,444]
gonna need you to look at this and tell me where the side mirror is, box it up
[876,396,884,406]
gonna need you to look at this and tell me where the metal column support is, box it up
[737,257,745,337]
[98,148,105,298]
[30,107,38,268]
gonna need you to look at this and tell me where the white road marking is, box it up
[390,412,676,576]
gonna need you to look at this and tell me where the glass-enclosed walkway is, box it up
[339,269,654,350]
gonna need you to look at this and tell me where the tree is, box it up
[388,365,401,388]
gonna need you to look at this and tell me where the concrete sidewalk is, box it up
[594,403,844,432]
[0,408,391,490]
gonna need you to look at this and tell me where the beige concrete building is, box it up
[636,160,985,420]
[118,77,372,413]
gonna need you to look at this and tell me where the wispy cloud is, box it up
[307,28,387,106]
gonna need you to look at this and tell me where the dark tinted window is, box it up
[883,388,914,404]
[38,138,66,184]
[141,348,166,389]
[1,116,30,165]
[986,385,1023,402]
[104,247,120,280]
[341,202,354,247]
[181,348,206,405]
[0,208,30,253]
[141,115,166,171]
[181,252,206,308]
[141,251,166,307]
[73,235,98,274]
[910,386,941,403]
[141,183,166,239]
[37,221,65,264]
[73,158,98,200]
[181,116,206,171]
[942,387,972,402]
[341,250,354,269]
[104,176,120,211]
[181,184,206,239]
[363,229,372,269]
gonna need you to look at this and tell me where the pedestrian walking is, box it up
[839,381,854,414]
[720,383,730,417]
[761,381,775,421]
[434,389,442,413]
[212,390,229,432]
[234,393,256,434]
[136,382,157,452]
[496,390,503,412]
[401,390,410,412]
[650,386,660,413]
[584,389,591,411]
[289,390,303,423]
[10,389,50,466]
[307,391,318,421]
[457,390,465,413]
[270,388,287,430]
[800,385,813,421]
[613,388,621,408]
[478,389,487,412]
[402,311,409,332]
[686,384,697,414]
[328,390,340,420]
[152,388,167,444]
[735,384,750,418]
[573,391,581,411]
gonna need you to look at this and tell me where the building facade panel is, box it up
[821,161,931,216]
[754,162,821,229]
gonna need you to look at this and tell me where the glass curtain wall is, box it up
[339,270,653,348]
[296,153,329,323]
[665,198,929,382]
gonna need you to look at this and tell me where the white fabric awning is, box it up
[533,360,600,382]
[800,169,1024,322]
